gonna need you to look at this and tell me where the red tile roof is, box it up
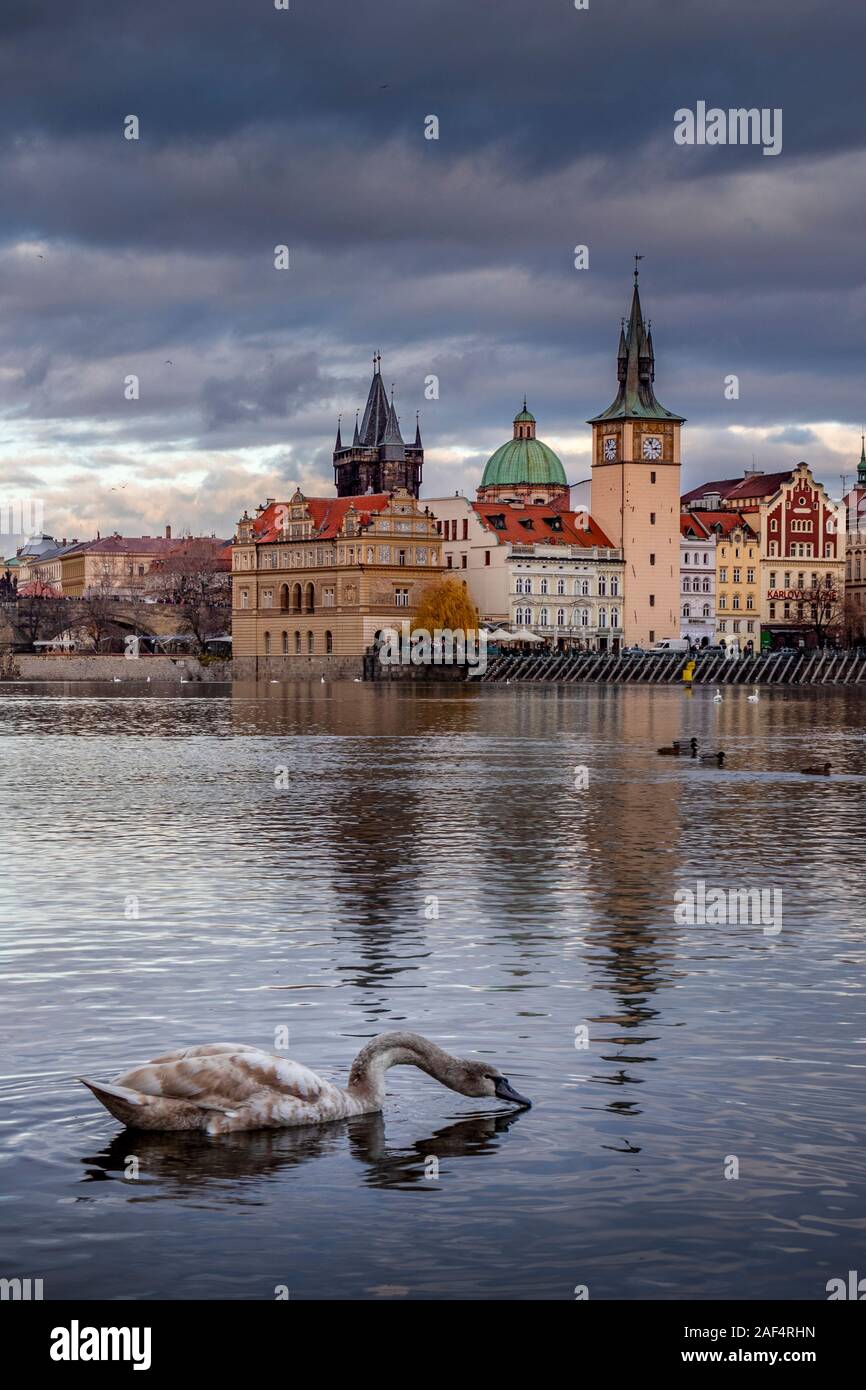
[682,471,793,505]
[472,502,614,548]
[682,509,757,539]
[251,495,392,543]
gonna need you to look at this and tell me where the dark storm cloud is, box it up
[1,0,865,540]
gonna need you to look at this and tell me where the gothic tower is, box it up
[333,353,424,498]
[588,269,685,646]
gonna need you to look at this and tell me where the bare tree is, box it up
[148,540,230,653]
[804,575,846,647]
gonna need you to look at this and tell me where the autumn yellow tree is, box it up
[411,576,479,635]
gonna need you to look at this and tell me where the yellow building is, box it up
[714,517,760,650]
[231,488,444,677]
[589,270,684,647]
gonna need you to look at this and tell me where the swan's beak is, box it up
[494,1077,532,1108]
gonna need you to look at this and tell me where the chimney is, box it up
[165,525,171,539]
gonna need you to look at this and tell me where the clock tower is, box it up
[588,268,685,647]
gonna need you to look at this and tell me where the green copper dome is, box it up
[480,403,566,488]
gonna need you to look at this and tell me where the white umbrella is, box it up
[509,628,545,643]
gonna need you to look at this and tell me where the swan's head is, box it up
[451,1059,532,1108]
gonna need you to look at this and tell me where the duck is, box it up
[747,687,760,703]
[320,674,326,684]
[713,688,723,703]
[79,1033,531,1134]
[800,762,831,776]
[657,737,698,756]
[698,750,725,765]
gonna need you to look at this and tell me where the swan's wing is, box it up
[116,1048,327,1109]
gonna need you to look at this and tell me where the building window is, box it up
[580,608,589,627]
[462,519,469,540]
[649,594,655,607]
[599,607,607,628]
[649,553,655,566]
[733,568,741,583]
[540,578,549,595]
[325,630,333,654]
[556,577,565,595]
[460,554,467,569]
[485,551,491,566]
[539,607,549,626]
[398,549,407,566]
[263,590,273,608]
[718,594,726,609]
[395,588,410,607]
[719,620,727,632]
[702,603,711,618]
[240,590,249,609]
[650,471,656,484]
[305,582,315,612]
[746,594,754,610]
[323,586,335,607]
[580,578,589,596]
[611,609,620,628]
[294,630,301,653]
[732,594,741,610]
[281,631,288,654]
[307,631,314,654]
[650,512,656,525]
[610,576,619,596]
[598,575,607,596]
[264,631,271,655]
[683,604,691,618]
[556,607,565,626]
[769,604,776,619]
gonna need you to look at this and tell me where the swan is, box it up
[112,677,122,683]
[79,1033,531,1134]
[713,688,723,703]
[747,687,760,703]
[320,674,325,684]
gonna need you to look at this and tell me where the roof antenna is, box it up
[634,252,644,284]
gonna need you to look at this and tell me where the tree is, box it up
[12,595,65,649]
[411,576,479,635]
[804,575,846,646]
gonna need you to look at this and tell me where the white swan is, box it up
[320,674,325,684]
[713,687,723,703]
[80,1034,531,1134]
[747,687,760,703]
[112,677,122,683]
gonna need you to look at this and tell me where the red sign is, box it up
[767,588,837,601]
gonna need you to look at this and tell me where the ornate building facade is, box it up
[332,354,423,498]
[231,488,443,675]
[588,271,685,646]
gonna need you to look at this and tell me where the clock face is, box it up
[642,435,662,460]
[603,436,617,460]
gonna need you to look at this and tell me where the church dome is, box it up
[480,403,567,489]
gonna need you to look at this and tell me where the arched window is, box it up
[307,630,314,654]
[580,608,589,627]
[556,578,565,595]
[702,604,711,618]
[611,609,620,628]
[539,607,549,626]
[281,631,288,654]
[304,582,315,613]
[580,578,590,596]
[610,576,619,596]
[556,607,565,626]
[599,607,607,628]
[598,575,607,596]
[540,578,548,596]
[264,631,271,655]
[683,604,691,618]
[515,577,524,594]
[291,583,302,612]
[279,583,289,611]
[325,630,333,654]
[294,630,301,654]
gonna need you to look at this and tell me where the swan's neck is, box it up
[347,1032,459,1107]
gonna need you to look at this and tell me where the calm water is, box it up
[1,679,865,1301]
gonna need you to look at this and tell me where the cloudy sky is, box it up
[1,0,865,550]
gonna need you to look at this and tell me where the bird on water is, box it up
[80,1034,532,1134]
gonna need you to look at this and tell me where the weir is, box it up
[478,649,866,686]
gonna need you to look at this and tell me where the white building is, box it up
[679,512,716,647]
[426,494,625,651]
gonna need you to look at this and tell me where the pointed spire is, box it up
[587,267,685,425]
[859,430,866,482]
[414,411,422,448]
[382,386,404,444]
[334,415,343,451]
[359,354,391,444]
[352,410,360,446]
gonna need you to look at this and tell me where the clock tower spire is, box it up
[587,270,685,648]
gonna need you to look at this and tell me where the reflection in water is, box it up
[79,1109,529,1198]
[1,681,866,1300]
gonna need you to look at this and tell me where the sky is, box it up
[1,0,865,552]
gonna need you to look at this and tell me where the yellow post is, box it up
[682,659,696,684]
